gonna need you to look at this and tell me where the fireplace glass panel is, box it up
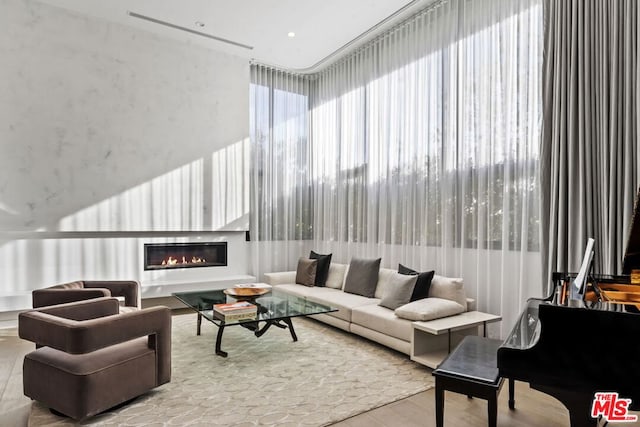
[144,242,227,270]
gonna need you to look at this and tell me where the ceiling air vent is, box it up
[127,11,254,51]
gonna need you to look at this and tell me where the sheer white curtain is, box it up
[249,67,314,275]
[250,0,543,335]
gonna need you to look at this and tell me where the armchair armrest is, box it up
[264,271,296,286]
[34,296,120,320]
[20,297,120,347]
[83,280,141,308]
[32,288,110,308]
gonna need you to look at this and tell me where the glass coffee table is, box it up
[173,288,337,357]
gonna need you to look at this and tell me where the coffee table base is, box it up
[198,312,299,357]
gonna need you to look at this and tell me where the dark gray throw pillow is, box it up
[343,257,381,298]
[295,257,317,287]
[309,251,332,287]
[398,264,435,301]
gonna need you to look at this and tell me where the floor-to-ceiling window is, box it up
[250,0,543,334]
[250,69,312,242]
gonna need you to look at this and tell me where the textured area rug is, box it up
[29,314,433,426]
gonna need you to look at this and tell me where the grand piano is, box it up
[498,194,640,427]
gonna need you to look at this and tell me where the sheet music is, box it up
[570,238,595,301]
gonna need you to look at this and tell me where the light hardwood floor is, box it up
[2,324,636,427]
[0,329,32,427]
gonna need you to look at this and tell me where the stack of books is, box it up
[213,301,257,321]
[234,283,272,290]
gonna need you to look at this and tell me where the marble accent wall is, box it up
[0,0,252,311]
[0,0,249,232]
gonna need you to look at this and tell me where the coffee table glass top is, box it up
[173,288,336,327]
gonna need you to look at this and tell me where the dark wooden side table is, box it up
[432,335,514,427]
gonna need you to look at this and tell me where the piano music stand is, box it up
[433,336,514,427]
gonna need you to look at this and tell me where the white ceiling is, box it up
[35,0,433,72]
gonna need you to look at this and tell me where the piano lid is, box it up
[622,187,640,274]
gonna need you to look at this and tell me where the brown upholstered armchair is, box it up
[19,297,171,420]
[32,280,141,311]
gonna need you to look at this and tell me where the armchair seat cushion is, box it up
[24,337,157,420]
[26,337,151,375]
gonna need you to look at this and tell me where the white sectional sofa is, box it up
[264,263,478,356]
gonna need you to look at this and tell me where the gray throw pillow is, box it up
[379,273,418,310]
[295,257,317,287]
[343,257,381,298]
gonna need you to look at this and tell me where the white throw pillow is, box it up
[428,275,467,310]
[394,297,466,321]
[325,263,347,289]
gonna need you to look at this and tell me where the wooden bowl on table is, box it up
[223,286,271,298]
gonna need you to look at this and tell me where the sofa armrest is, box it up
[84,280,141,308]
[32,288,110,308]
[466,298,476,311]
[264,271,296,286]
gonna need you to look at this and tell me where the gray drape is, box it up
[541,0,638,293]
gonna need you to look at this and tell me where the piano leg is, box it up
[532,384,597,427]
[508,378,515,409]
[435,382,444,427]
[488,394,498,427]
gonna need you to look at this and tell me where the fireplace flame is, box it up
[161,256,206,266]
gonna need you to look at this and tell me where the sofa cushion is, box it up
[429,275,467,309]
[394,297,465,321]
[379,273,418,310]
[325,263,347,289]
[275,284,317,299]
[343,257,381,298]
[398,264,435,301]
[351,304,413,342]
[275,284,342,300]
[264,271,297,286]
[309,251,332,287]
[306,291,378,323]
[295,257,317,286]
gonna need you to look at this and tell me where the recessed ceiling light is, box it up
[195,21,205,28]
[287,32,295,38]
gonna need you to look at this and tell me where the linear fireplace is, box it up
[144,242,228,271]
